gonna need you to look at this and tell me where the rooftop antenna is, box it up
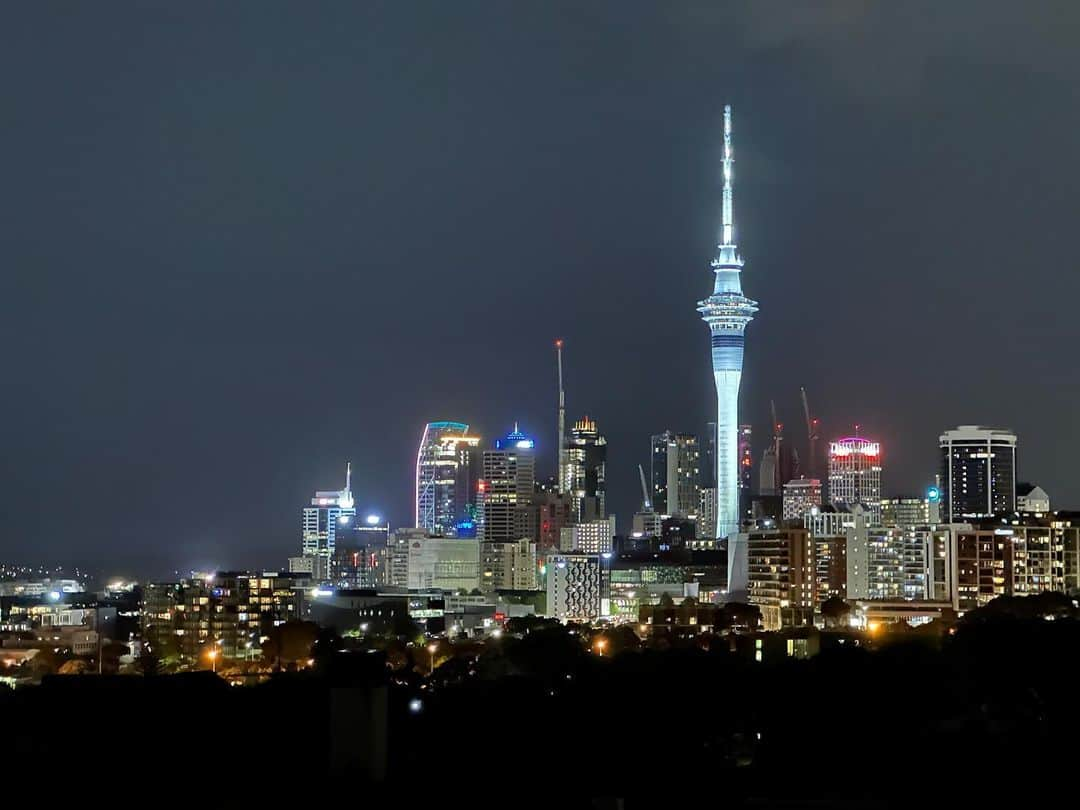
[722,104,734,246]
[801,387,819,479]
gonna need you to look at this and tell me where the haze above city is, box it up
[2,2,1078,576]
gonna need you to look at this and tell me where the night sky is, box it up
[3,3,1078,577]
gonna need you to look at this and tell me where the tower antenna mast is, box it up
[722,104,734,246]
[556,340,567,493]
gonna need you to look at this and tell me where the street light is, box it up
[595,638,607,657]
[208,648,218,673]
[427,643,437,676]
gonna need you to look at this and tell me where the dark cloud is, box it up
[0,2,1077,576]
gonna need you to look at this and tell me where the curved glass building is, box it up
[414,421,481,534]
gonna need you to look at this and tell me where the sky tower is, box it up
[697,105,758,539]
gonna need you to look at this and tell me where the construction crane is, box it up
[638,464,652,511]
[801,387,819,479]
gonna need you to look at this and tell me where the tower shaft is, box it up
[697,105,758,539]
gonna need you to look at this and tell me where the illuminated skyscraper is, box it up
[828,437,883,522]
[565,415,607,523]
[939,426,1017,521]
[301,463,356,582]
[650,431,700,518]
[415,421,482,535]
[697,106,758,539]
[478,425,536,543]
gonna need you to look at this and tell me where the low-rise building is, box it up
[481,537,538,592]
[546,553,603,621]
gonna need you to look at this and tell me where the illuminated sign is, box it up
[927,486,941,502]
[829,440,881,457]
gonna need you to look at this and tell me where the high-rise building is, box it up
[414,422,482,535]
[746,528,815,631]
[478,425,536,543]
[828,437,883,522]
[783,478,822,521]
[804,506,858,539]
[702,421,718,489]
[559,516,616,554]
[531,490,573,552]
[759,426,800,497]
[939,426,1017,522]
[738,424,753,523]
[301,463,355,582]
[565,416,607,523]
[650,431,701,518]
[332,516,390,589]
[814,535,847,606]
[697,487,717,539]
[697,106,758,540]
[845,522,905,601]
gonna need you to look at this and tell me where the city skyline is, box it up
[3,4,1079,575]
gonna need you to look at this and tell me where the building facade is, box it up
[939,426,1017,522]
[414,421,481,535]
[953,520,1077,611]
[481,538,538,592]
[880,497,931,528]
[565,416,607,523]
[405,535,481,592]
[650,431,701,518]
[545,553,603,621]
[155,572,309,660]
[301,464,355,582]
[697,487,717,539]
[783,478,822,522]
[828,437,883,523]
[559,516,616,554]
[478,426,536,544]
[745,528,815,631]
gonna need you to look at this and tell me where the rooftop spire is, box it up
[721,104,734,247]
[556,340,567,494]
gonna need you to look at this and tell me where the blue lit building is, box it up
[697,106,758,539]
[414,421,482,535]
[479,424,536,543]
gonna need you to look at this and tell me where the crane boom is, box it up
[801,387,812,438]
[638,464,652,511]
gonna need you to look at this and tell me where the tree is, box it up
[821,596,854,630]
[658,593,676,609]
[722,602,762,631]
[261,620,320,669]
[58,659,90,675]
[137,649,161,677]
